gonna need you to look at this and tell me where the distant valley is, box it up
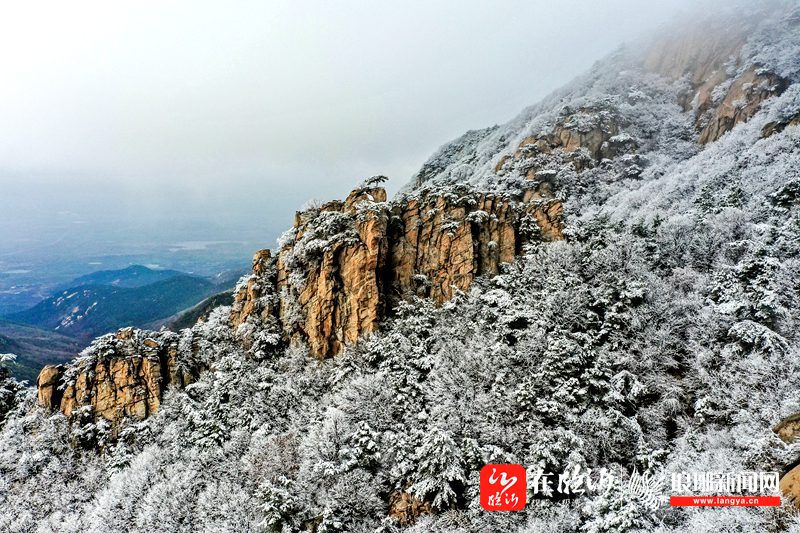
[0,323,81,384]
[0,265,244,381]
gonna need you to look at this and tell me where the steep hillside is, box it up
[405,1,796,200]
[1,2,800,532]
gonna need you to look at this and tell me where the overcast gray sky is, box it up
[0,0,699,259]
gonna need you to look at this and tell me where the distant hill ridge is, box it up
[1,265,241,381]
[6,267,217,340]
[65,264,186,289]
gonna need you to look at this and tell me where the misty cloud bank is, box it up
[0,0,702,256]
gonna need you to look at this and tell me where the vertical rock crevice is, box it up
[36,328,199,425]
[231,184,564,359]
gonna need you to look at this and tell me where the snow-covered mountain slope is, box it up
[405,2,798,199]
[1,2,800,532]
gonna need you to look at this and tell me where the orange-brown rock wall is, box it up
[232,185,563,359]
[36,328,196,425]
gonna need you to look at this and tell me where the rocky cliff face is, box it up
[36,327,199,425]
[275,186,390,358]
[495,102,635,179]
[231,183,563,359]
[641,13,788,144]
[696,68,787,144]
[387,190,561,302]
[36,183,562,425]
[37,181,563,424]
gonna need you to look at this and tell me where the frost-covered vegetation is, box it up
[2,2,800,532]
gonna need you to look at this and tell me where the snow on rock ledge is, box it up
[230,183,563,359]
[36,327,200,426]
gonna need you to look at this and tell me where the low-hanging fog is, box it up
[0,0,706,265]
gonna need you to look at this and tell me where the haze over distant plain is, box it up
[0,0,703,261]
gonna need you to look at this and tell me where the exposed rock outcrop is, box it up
[39,182,562,422]
[275,186,390,358]
[697,69,787,144]
[508,105,631,175]
[36,365,64,411]
[229,249,277,330]
[388,490,432,526]
[37,327,199,425]
[774,413,800,443]
[387,191,561,303]
[773,414,800,506]
[553,107,622,160]
[231,183,563,358]
[642,15,750,94]
[781,468,800,507]
[641,16,787,144]
[762,111,800,138]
